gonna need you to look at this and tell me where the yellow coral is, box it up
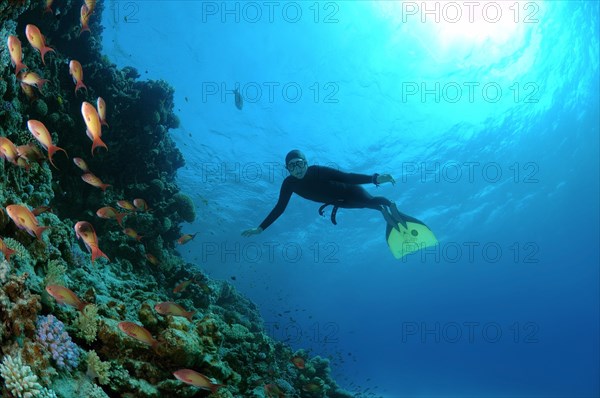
[44,260,67,286]
[75,304,98,343]
[86,350,110,385]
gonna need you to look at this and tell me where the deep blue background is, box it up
[102,1,599,396]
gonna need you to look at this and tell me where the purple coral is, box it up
[36,315,79,370]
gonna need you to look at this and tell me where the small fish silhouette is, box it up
[233,88,243,110]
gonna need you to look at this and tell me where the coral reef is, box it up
[75,304,99,343]
[0,354,57,398]
[0,259,10,284]
[171,193,196,223]
[0,1,353,396]
[0,271,41,343]
[85,350,110,385]
[36,315,79,370]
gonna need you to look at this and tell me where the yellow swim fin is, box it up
[386,213,438,259]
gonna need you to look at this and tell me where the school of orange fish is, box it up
[0,0,240,393]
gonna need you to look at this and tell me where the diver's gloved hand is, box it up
[376,173,396,185]
[241,227,263,237]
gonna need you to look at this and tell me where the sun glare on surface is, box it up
[373,1,544,64]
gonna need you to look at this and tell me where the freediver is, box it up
[241,149,407,237]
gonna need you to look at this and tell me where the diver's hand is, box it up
[376,174,396,185]
[242,227,263,237]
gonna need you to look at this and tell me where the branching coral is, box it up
[86,350,110,385]
[1,237,31,263]
[0,258,10,284]
[44,259,68,287]
[36,315,80,370]
[75,304,99,343]
[0,354,57,398]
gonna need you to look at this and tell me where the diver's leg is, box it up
[388,201,407,228]
[362,194,407,227]
[389,201,402,219]
[341,188,400,230]
[379,205,400,231]
[365,198,403,230]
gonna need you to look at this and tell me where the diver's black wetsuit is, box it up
[259,165,392,230]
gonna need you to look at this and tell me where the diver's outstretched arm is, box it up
[375,173,396,185]
[241,227,263,237]
[243,180,293,236]
[320,167,395,186]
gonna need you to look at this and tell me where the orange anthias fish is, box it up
[133,198,151,212]
[45,284,89,312]
[0,137,20,165]
[177,233,198,245]
[264,383,285,398]
[123,228,143,241]
[0,237,16,261]
[18,71,49,92]
[173,369,225,393]
[27,120,68,169]
[154,302,196,321]
[5,204,49,241]
[25,24,55,65]
[291,356,305,369]
[69,60,87,94]
[17,144,46,165]
[32,206,52,216]
[145,253,159,266]
[74,221,109,264]
[85,0,96,15]
[81,101,107,156]
[44,0,54,14]
[118,322,159,349]
[15,156,31,172]
[173,279,194,294]
[302,383,322,393]
[73,157,90,172]
[20,82,37,101]
[81,173,111,191]
[117,200,136,212]
[97,97,109,127]
[7,35,28,76]
[96,206,126,227]
[79,5,91,36]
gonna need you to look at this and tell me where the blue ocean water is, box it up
[102,1,599,397]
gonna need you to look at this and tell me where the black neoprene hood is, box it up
[285,149,306,165]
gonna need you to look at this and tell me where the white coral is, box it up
[0,354,57,398]
[0,259,10,284]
